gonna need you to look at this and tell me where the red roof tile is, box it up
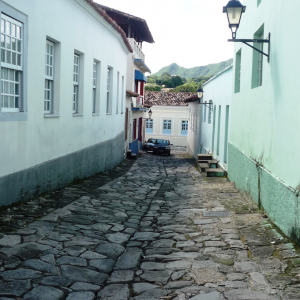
[145,91,197,107]
[84,0,133,53]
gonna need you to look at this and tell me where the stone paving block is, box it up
[23,285,65,300]
[151,239,175,248]
[1,268,42,280]
[107,270,134,283]
[224,289,277,299]
[106,232,130,245]
[24,258,59,275]
[133,288,173,300]
[97,284,129,300]
[234,262,258,273]
[141,262,166,271]
[70,282,101,292]
[192,269,225,285]
[189,292,221,300]
[115,247,143,270]
[79,250,107,259]
[132,232,160,241]
[0,280,31,297]
[57,256,87,266]
[0,235,21,246]
[132,282,160,295]
[95,242,125,259]
[61,265,108,285]
[66,291,95,300]
[36,276,72,287]
[140,270,173,285]
[89,258,115,273]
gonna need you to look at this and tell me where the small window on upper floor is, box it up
[257,0,261,6]
[251,25,264,89]
[106,66,112,114]
[208,100,213,123]
[235,49,242,93]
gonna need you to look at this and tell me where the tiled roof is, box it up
[145,91,197,107]
[83,0,133,53]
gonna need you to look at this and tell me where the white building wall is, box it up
[145,106,188,146]
[200,66,233,169]
[0,0,129,205]
[187,102,201,158]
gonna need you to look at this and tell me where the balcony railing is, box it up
[128,38,145,62]
[132,95,143,109]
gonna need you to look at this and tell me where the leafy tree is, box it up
[169,82,199,93]
[145,85,161,91]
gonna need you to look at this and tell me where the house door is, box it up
[138,117,142,142]
[133,119,136,141]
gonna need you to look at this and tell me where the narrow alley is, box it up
[0,151,299,300]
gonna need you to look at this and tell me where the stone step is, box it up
[197,154,213,161]
[206,168,226,177]
[130,153,137,160]
[199,163,209,172]
[198,160,218,168]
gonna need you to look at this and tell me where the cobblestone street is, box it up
[0,150,300,300]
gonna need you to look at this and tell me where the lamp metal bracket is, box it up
[228,33,270,62]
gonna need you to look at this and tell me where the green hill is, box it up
[153,59,233,79]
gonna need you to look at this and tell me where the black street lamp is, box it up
[223,0,271,62]
[148,109,152,119]
[197,87,203,99]
[223,0,246,39]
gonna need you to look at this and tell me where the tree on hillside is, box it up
[145,85,162,91]
[169,82,198,93]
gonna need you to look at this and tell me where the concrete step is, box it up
[197,154,213,161]
[206,168,226,177]
[199,163,209,172]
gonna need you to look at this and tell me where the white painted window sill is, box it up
[106,113,112,115]
[44,114,60,118]
[72,114,83,117]
[92,113,99,116]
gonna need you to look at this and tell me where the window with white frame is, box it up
[1,14,22,112]
[257,32,263,87]
[252,26,264,89]
[146,119,153,134]
[121,75,124,113]
[106,67,112,114]
[73,54,79,113]
[235,49,241,93]
[163,119,171,135]
[92,61,96,113]
[44,40,54,113]
[116,71,119,114]
[181,120,188,136]
[204,102,207,122]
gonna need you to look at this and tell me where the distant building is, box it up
[97,4,154,154]
[144,91,196,146]
[186,65,233,170]
[0,0,130,206]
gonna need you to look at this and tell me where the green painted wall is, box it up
[229,143,300,240]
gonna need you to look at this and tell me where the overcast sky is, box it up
[95,0,234,74]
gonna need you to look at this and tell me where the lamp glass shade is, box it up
[226,7,243,27]
[148,109,152,117]
[197,88,203,99]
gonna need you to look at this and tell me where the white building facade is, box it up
[228,0,300,240]
[0,0,130,206]
[144,91,193,147]
[187,66,232,170]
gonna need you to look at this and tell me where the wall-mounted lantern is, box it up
[148,109,152,119]
[223,0,271,62]
[197,87,203,99]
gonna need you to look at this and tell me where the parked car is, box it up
[153,139,172,156]
[144,138,157,152]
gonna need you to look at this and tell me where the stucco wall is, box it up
[200,66,233,169]
[0,0,128,205]
[229,0,300,240]
[145,105,188,146]
[187,102,201,158]
[230,0,300,189]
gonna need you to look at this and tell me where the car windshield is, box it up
[156,139,170,145]
[148,139,157,143]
